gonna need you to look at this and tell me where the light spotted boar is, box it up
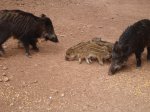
[65,38,113,65]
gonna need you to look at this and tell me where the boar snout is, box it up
[108,65,117,75]
[49,34,59,43]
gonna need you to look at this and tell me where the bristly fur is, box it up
[0,10,40,37]
[0,9,58,56]
[109,19,150,75]
[118,19,150,50]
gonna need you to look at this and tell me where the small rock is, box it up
[2,67,8,70]
[21,81,28,87]
[18,106,23,110]
[61,93,65,97]
[2,73,6,76]
[49,96,52,99]
[32,80,38,84]
[3,76,9,82]
[15,94,20,98]
[10,103,14,106]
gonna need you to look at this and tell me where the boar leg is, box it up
[78,58,83,64]
[104,54,111,60]
[89,58,92,63]
[85,57,91,64]
[23,43,30,56]
[147,47,150,61]
[135,48,143,67]
[21,38,31,56]
[85,56,92,64]
[0,31,11,55]
[97,57,104,65]
[30,39,39,52]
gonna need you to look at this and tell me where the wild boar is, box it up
[0,10,58,56]
[65,38,112,65]
[109,19,150,75]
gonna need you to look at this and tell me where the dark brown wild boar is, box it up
[0,10,58,56]
[109,19,150,75]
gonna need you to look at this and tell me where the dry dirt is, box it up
[0,0,150,112]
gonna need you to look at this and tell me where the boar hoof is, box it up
[86,58,91,64]
[136,66,141,69]
[78,58,83,64]
[25,53,32,58]
[108,71,115,75]
[99,61,104,66]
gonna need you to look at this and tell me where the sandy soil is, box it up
[0,0,150,112]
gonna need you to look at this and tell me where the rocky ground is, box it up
[0,0,150,112]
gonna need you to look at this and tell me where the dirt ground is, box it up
[0,0,150,112]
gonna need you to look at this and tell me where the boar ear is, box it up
[40,14,46,18]
[114,41,119,49]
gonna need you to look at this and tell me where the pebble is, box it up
[15,94,20,98]
[10,103,14,106]
[18,106,23,110]
[3,76,9,82]
[61,93,65,97]
[21,81,27,87]
[2,67,8,70]
[49,96,52,99]
[2,73,6,76]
